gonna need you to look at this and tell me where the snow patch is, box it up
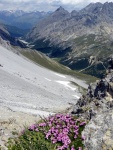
[54,73,66,78]
[19,39,28,44]
[56,81,76,91]
[45,78,51,81]
[73,95,80,99]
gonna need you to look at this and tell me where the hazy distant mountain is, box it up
[0,23,26,48]
[5,25,29,37]
[26,3,113,77]
[0,10,51,30]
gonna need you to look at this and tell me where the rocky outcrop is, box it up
[83,109,113,150]
[71,77,113,120]
[71,60,113,150]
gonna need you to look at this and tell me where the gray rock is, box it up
[83,110,113,150]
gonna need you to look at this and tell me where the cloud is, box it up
[0,0,113,12]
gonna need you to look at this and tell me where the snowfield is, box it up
[0,44,87,117]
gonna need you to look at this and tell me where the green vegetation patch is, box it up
[7,114,86,150]
[82,63,106,78]
[21,49,97,84]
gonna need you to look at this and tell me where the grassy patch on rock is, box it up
[7,114,86,150]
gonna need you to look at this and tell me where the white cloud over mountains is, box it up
[0,0,112,11]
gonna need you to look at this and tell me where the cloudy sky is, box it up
[0,0,112,12]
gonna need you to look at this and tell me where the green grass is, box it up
[71,81,87,94]
[82,63,106,78]
[52,58,62,62]
[21,49,97,84]
[7,130,56,150]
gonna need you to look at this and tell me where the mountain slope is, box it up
[5,25,29,37]
[21,49,97,84]
[0,23,26,47]
[0,39,90,117]
[26,2,113,77]
[26,2,113,45]
[26,6,70,47]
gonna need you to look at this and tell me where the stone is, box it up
[82,110,113,150]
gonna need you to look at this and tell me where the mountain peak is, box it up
[56,6,66,12]
[103,1,113,7]
[71,10,77,17]
[84,2,102,9]
[54,6,69,16]
[102,2,113,17]
[80,2,103,14]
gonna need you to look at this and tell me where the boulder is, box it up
[83,110,113,150]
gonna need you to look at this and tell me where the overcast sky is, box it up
[0,0,112,12]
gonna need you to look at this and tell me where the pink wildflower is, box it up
[80,122,86,126]
[39,122,46,127]
[82,135,86,140]
[28,124,37,131]
[46,132,51,139]
[74,135,77,139]
[71,145,75,150]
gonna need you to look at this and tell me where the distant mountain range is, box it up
[0,10,51,30]
[26,2,113,77]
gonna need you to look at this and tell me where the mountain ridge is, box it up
[0,10,51,30]
[25,2,113,77]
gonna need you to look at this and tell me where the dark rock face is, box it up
[71,59,113,119]
[0,24,26,48]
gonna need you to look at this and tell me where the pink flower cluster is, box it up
[28,114,86,150]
